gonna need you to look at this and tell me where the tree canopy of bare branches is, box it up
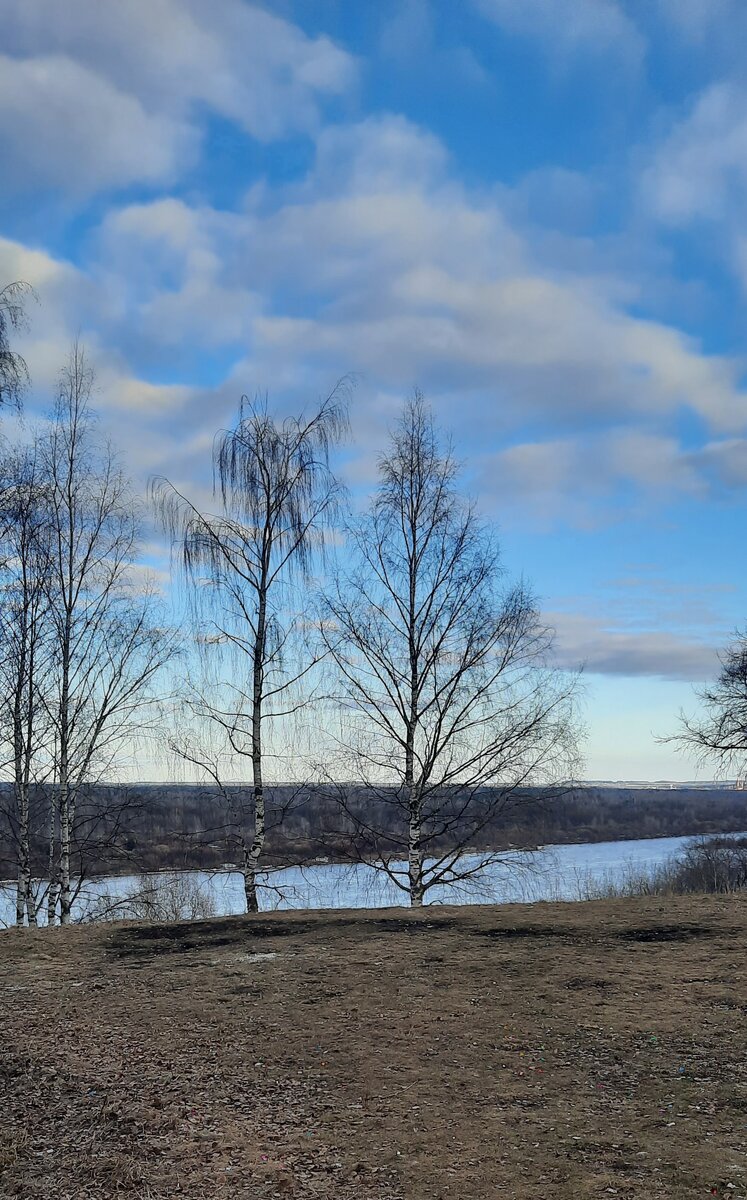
[0,345,181,925]
[42,346,181,924]
[0,281,34,410]
[672,634,747,776]
[154,387,348,911]
[319,393,580,906]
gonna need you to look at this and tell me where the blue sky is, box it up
[2,0,747,780]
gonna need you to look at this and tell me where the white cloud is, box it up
[0,0,356,196]
[379,0,490,89]
[209,117,745,436]
[290,115,451,204]
[551,610,720,681]
[692,437,747,489]
[7,108,747,525]
[0,54,192,196]
[472,0,645,67]
[7,110,739,525]
[642,83,747,225]
[94,199,262,351]
[479,431,708,528]
[0,234,215,490]
[653,0,746,43]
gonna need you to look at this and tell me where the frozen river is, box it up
[1,830,734,925]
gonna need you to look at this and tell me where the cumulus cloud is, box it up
[691,437,747,490]
[93,199,262,355]
[221,117,747,436]
[653,0,746,44]
[641,83,747,225]
[0,54,192,196]
[478,431,707,528]
[0,0,356,196]
[379,0,490,89]
[550,610,720,682]
[7,107,743,526]
[6,103,747,524]
[472,0,645,67]
[0,233,220,494]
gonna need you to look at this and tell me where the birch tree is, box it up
[43,346,179,924]
[0,443,51,925]
[154,388,348,911]
[320,394,579,906]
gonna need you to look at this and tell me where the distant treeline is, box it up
[2,782,745,880]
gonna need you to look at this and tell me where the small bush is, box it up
[81,872,216,923]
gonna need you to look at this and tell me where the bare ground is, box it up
[2,895,747,1199]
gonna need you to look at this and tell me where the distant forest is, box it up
[1,783,745,881]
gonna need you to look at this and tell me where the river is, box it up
[1,830,738,926]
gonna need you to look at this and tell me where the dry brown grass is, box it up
[2,895,747,1199]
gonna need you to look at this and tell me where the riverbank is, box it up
[5,830,747,926]
[5,830,742,925]
[2,896,746,1198]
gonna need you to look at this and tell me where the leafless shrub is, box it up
[81,871,216,923]
[575,836,747,900]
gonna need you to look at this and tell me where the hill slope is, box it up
[2,898,747,1198]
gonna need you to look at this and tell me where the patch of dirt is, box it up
[564,977,614,991]
[2,895,747,1199]
[108,912,455,959]
[471,922,575,939]
[616,924,713,942]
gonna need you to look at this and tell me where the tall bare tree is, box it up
[0,281,33,410]
[43,345,179,924]
[155,388,348,911]
[320,394,579,906]
[0,442,52,924]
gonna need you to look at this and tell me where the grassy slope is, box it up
[2,897,747,1199]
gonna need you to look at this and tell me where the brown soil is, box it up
[2,896,747,1199]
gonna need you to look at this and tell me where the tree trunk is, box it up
[405,723,423,906]
[245,585,267,915]
[25,883,37,927]
[406,546,423,906]
[58,616,72,924]
[405,704,425,904]
[59,779,72,924]
[242,848,256,914]
[15,879,24,928]
[12,629,30,926]
[408,789,424,907]
[15,783,32,927]
[47,793,59,926]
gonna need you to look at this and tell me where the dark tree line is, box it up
[2,781,742,882]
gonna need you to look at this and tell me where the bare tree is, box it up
[154,388,348,911]
[320,393,579,906]
[43,345,180,924]
[671,634,747,776]
[0,442,52,924]
[0,281,34,410]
